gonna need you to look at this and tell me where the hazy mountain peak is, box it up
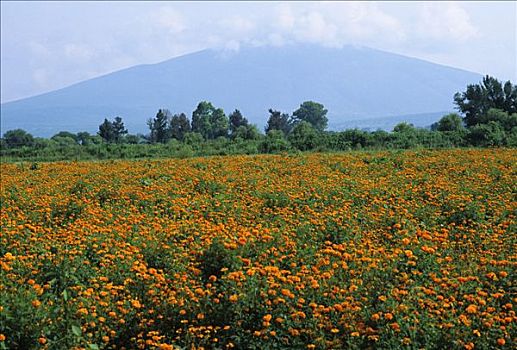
[1,44,481,137]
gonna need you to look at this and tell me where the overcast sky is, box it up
[1,1,516,103]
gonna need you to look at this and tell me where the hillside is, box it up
[1,44,482,136]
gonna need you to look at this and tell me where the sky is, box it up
[1,1,516,103]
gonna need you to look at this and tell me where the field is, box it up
[1,149,515,349]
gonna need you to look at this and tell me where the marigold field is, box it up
[1,149,516,350]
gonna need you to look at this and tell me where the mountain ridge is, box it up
[1,44,482,137]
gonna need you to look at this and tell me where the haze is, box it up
[1,1,516,103]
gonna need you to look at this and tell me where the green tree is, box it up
[192,101,215,139]
[210,108,229,139]
[292,101,328,131]
[454,76,517,127]
[2,129,34,148]
[51,131,78,143]
[112,117,128,143]
[265,109,292,135]
[229,109,249,135]
[468,121,506,147]
[76,132,93,146]
[98,117,127,143]
[288,121,319,151]
[477,108,517,132]
[170,113,191,141]
[232,124,261,140]
[433,113,465,132]
[393,122,416,133]
[259,130,291,153]
[148,109,170,143]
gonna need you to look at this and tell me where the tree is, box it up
[288,121,319,151]
[468,121,506,147]
[292,101,328,131]
[210,108,229,139]
[98,119,115,143]
[112,117,128,143]
[229,109,249,134]
[477,108,517,132]
[2,129,34,148]
[232,124,261,140]
[192,101,215,139]
[98,117,128,143]
[454,76,517,127]
[170,113,191,141]
[433,113,465,132]
[393,122,416,133]
[148,109,170,143]
[76,132,93,146]
[265,109,292,135]
[259,130,291,153]
[51,131,78,143]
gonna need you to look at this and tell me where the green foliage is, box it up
[148,109,171,143]
[98,117,128,143]
[191,101,229,139]
[288,121,319,151]
[433,113,464,132]
[197,239,236,281]
[292,101,328,131]
[454,75,517,127]
[229,109,249,135]
[232,124,261,141]
[2,129,34,149]
[477,108,517,132]
[265,109,292,135]
[468,121,506,147]
[170,113,191,141]
[259,130,291,153]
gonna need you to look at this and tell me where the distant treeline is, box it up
[1,75,516,161]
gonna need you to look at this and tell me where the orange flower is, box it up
[466,304,477,314]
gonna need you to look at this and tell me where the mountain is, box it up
[1,44,482,137]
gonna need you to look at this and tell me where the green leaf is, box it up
[87,344,100,350]
[72,325,82,337]
[63,289,69,301]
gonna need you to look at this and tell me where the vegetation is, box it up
[1,76,516,162]
[1,149,515,349]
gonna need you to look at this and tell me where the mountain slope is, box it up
[1,45,482,136]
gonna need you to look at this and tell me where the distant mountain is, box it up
[1,44,481,137]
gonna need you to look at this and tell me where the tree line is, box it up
[1,75,516,160]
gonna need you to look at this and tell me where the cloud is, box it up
[64,43,95,62]
[152,6,186,34]
[416,2,478,42]
[28,41,52,58]
[269,2,406,47]
[32,68,50,88]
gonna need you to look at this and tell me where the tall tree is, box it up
[170,113,191,141]
[112,117,128,143]
[292,101,328,132]
[148,109,170,143]
[98,118,115,143]
[229,109,249,134]
[192,101,215,139]
[265,109,292,135]
[210,108,229,139]
[98,117,128,143]
[454,76,517,127]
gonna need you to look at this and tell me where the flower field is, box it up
[1,149,515,349]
